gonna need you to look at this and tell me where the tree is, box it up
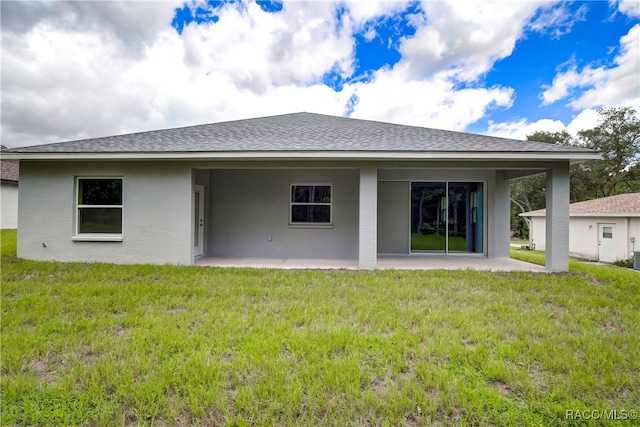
[510,131,571,238]
[577,107,640,197]
[509,107,640,237]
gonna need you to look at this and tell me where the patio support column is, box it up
[359,166,377,270]
[545,162,570,272]
[489,170,511,258]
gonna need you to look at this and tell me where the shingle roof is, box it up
[522,193,640,217]
[0,161,19,183]
[8,112,595,154]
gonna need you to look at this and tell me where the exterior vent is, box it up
[634,251,640,271]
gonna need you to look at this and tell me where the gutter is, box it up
[1,150,602,162]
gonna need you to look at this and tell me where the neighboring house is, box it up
[0,160,19,229]
[521,193,640,262]
[2,113,599,271]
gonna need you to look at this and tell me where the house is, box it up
[0,160,19,229]
[521,193,640,263]
[2,112,599,271]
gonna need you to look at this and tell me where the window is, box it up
[602,226,613,239]
[76,178,123,237]
[290,184,332,225]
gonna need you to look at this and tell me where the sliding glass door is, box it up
[410,182,483,254]
[410,182,447,252]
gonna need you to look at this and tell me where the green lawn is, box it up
[410,233,467,251]
[1,228,17,257]
[2,230,639,426]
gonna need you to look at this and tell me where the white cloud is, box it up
[2,0,533,147]
[180,1,354,93]
[0,1,356,146]
[2,0,622,149]
[565,109,601,134]
[541,24,640,110]
[528,2,588,39]
[345,0,411,28]
[612,0,640,17]
[570,25,640,109]
[348,64,514,131]
[487,109,602,140]
[540,61,600,105]
[0,1,182,57]
[487,118,566,140]
[398,1,545,81]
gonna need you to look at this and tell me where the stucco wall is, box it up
[630,218,640,257]
[529,217,546,253]
[377,181,409,254]
[17,161,193,264]
[208,169,360,259]
[530,215,639,261]
[1,183,19,228]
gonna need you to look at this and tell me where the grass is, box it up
[2,230,639,426]
[510,239,529,246]
[1,228,17,257]
[510,248,640,282]
[410,233,467,251]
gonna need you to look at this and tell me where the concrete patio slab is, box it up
[196,256,546,272]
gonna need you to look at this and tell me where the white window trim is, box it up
[74,176,124,242]
[289,183,333,228]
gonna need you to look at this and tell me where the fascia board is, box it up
[1,151,602,162]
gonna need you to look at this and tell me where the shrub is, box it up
[613,258,633,269]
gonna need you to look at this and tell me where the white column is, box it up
[359,166,377,270]
[545,163,570,272]
[488,170,511,258]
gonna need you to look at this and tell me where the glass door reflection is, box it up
[411,182,446,252]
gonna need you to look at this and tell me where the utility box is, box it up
[634,251,640,271]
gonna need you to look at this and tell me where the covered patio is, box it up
[195,255,546,272]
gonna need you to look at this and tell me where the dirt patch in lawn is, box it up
[26,359,58,386]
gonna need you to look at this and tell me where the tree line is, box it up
[511,106,640,238]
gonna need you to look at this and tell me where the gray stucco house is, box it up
[2,112,599,271]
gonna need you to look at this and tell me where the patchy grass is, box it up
[1,228,17,257]
[1,236,639,425]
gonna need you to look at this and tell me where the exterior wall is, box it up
[630,218,640,257]
[569,217,606,261]
[545,163,570,271]
[1,183,19,228]
[17,161,193,264]
[377,181,409,254]
[529,217,546,253]
[359,167,378,269]
[530,215,638,262]
[15,159,563,266]
[208,169,359,259]
[489,171,511,258]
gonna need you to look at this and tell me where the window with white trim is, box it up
[76,178,123,235]
[290,184,332,225]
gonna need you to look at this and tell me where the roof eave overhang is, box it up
[1,151,602,162]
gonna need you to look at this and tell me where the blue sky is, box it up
[1,0,638,147]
